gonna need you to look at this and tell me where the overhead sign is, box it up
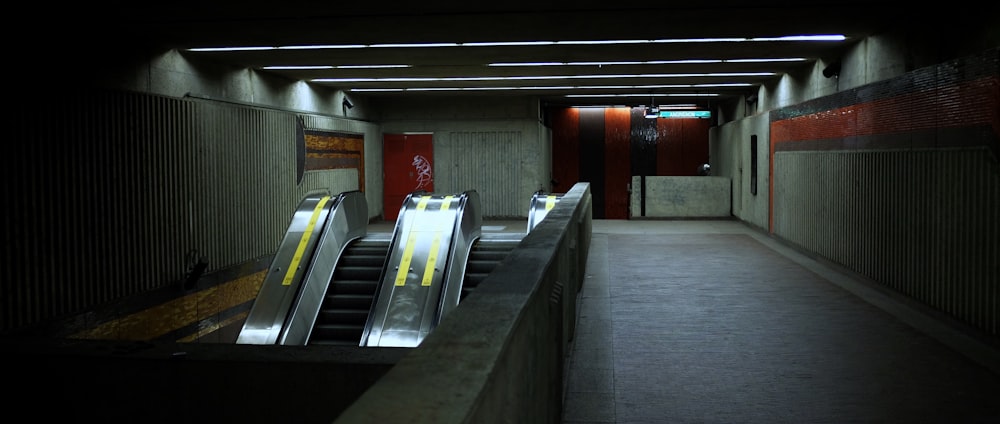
[658,110,711,119]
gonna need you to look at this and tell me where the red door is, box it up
[383,133,434,221]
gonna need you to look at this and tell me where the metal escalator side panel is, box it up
[361,193,462,348]
[358,192,419,347]
[527,191,563,233]
[236,194,334,345]
[279,190,369,346]
[435,190,482,322]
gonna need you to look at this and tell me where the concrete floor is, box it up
[562,219,1000,424]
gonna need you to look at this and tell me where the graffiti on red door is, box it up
[412,154,433,190]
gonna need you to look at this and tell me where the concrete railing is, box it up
[334,182,593,423]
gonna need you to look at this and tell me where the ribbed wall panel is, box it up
[773,148,999,335]
[438,131,524,218]
[3,91,362,332]
[189,104,298,277]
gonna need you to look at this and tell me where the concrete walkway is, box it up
[562,219,1000,424]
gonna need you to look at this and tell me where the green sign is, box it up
[658,110,711,119]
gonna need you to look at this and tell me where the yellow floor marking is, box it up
[176,311,249,343]
[71,270,266,341]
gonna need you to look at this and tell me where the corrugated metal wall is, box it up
[437,131,525,217]
[4,90,361,332]
[773,148,999,334]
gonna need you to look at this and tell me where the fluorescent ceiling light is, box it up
[462,41,558,47]
[489,58,807,67]
[188,35,844,52]
[371,42,460,48]
[188,46,276,52]
[314,72,773,83]
[564,93,720,98]
[582,83,752,89]
[348,88,404,92]
[349,87,724,93]
[263,64,411,70]
[279,44,366,50]
[727,58,807,63]
[264,65,334,70]
[348,86,586,92]
[755,35,846,41]
[333,64,412,69]
[348,84,750,92]
[660,104,699,110]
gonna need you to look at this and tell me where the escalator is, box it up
[237,189,527,348]
[462,238,522,299]
[309,235,391,346]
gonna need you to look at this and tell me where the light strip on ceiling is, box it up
[488,58,808,67]
[349,87,722,95]
[186,35,845,52]
[314,72,773,83]
[263,64,412,70]
[564,93,720,98]
[348,84,750,92]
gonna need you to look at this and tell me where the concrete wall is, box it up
[377,96,553,218]
[710,35,1000,338]
[711,114,771,232]
[630,176,732,218]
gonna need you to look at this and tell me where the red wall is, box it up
[549,106,711,219]
[549,107,580,194]
[604,107,632,219]
[657,118,710,176]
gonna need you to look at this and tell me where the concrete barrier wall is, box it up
[630,176,732,218]
[2,339,405,423]
[334,183,593,423]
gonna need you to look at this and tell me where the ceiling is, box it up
[67,3,940,109]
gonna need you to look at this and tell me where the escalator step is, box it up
[335,266,383,280]
[459,239,520,300]
[461,287,475,300]
[326,293,375,309]
[472,242,520,251]
[345,241,391,252]
[308,339,360,346]
[317,309,369,325]
[468,251,510,262]
[330,279,379,295]
[465,259,501,274]
[337,254,386,268]
[464,273,489,288]
[310,323,363,343]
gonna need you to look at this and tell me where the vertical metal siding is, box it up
[773,147,999,336]
[3,90,366,333]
